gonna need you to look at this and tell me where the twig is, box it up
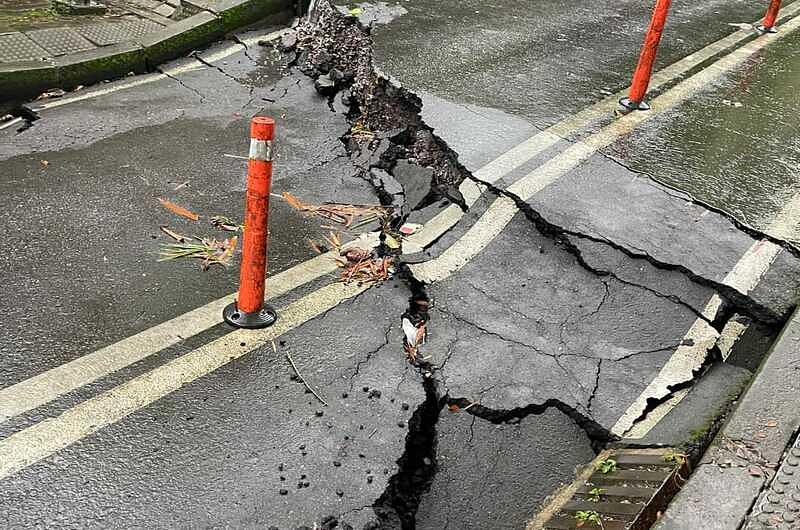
[285,351,328,406]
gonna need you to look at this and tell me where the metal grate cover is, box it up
[531,448,687,530]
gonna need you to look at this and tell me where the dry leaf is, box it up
[765,420,778,428]
[747,466,763,477]
[40,160,49,167]
[160,226,188,242]
[384,233,401,249]
[158,198,199,221]
[448,404,460,413]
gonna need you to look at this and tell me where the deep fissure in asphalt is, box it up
[267,2,792,526]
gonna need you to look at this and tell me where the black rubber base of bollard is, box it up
[223,302,278,329]
[618,97,651,112]
[756,25,778,34]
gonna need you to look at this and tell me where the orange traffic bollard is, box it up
[223,116,278,329]
[620,0,673,111]
[758,0,782,33]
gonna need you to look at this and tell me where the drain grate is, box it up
[531,448,687,530]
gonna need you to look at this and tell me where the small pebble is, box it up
[342,392,349,398]
[333,461,342,467]
[279,489,288,495]
[299,445,305,450]
[315,410,324,417]
[300,474,307,479]
[278,464,284,471]
[401,403,409,410]
[397,421,405,428]
[368,389,382,399]
[362,386,370,392]
[367,476,373,484]
[336,489,344,497]
[280,476,286,481]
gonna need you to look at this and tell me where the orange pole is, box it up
[223,116,277,329]
[621,0,672,110]
[759,0,782,32]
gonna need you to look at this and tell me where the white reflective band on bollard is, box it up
[249,139,273,161]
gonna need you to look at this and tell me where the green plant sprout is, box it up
[597,458,617,474]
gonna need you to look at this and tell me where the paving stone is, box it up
[153,3,176,17]
[78,19,163,47]
[0,33,49,63]
[26,27,96,57]
[745,434,800,529]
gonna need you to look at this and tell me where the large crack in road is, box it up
[270,2,800,527]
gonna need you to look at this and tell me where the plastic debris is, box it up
[399,223,423,236]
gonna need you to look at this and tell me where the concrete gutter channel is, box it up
[1,1,799,529]
[0,0,296,102]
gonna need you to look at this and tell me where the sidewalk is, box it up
[0,0,294,101]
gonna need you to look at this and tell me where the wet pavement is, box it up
[371,0,791,128]
[608,29,800,243]
[0,42,377,386]
[2,1,800,529]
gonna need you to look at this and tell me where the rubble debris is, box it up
[337,251,394,284]
[158,198,200,221]
[35,88,67,100]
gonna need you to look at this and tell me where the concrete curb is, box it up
[654,306,800,530]
[0,0,293,102]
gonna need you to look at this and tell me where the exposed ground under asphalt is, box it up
[2,2,800,529]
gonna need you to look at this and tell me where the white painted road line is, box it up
[411,10,800,285]
[8,9,774,423]
[0,281,369,481]
[0,248,340,423]
[618,148,800,438]
[619,191,800,438]
[613,240,783,436]
[1,3,798,473]
[28,28,292,112]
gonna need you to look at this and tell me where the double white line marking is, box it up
[2,6,800,480]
